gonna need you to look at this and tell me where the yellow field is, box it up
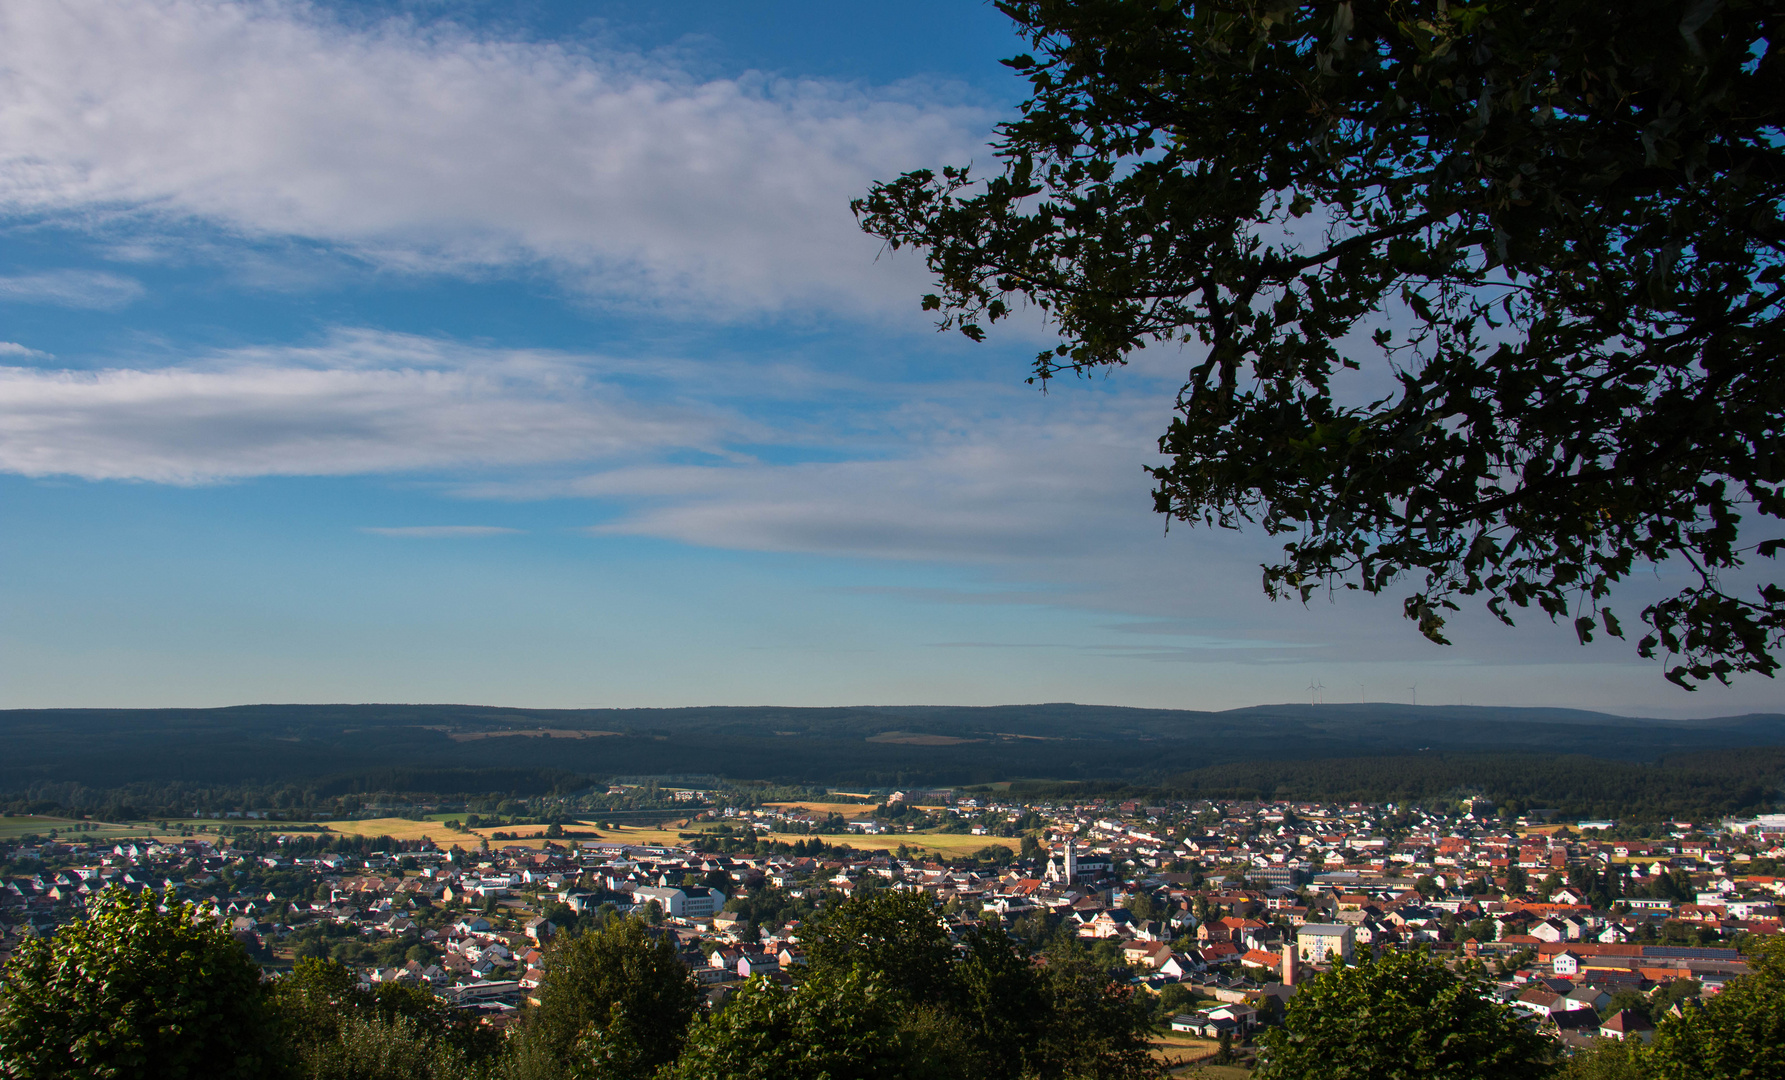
[505,819,1019,858]
[1151,1030,1221,1068]
[134,817,465,844]
[864,732,983,746]
[67,815,1020,858]
[706,829,1016,857]
[446,728,619,742]
[323,817,461,842]
[764,801,878,816]
[435,821,690,850]
[810,832,1016,856]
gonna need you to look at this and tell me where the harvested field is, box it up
[864,731,983,746]
[447,728,618,742]
[811,832,1015,856]
[1150,1030,1221,1067]
[292,817,456,842]
[763,801,876,816]
[552,822,1017,858]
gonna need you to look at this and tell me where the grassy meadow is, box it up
[0,815,153,841]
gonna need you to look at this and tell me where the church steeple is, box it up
[1045,836,1077,885]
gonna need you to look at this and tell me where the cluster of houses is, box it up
[3,802,1781,1046]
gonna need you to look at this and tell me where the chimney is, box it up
[1282,941,1298,987]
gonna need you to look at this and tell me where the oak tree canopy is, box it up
[854,0,1784,687]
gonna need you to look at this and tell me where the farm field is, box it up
[803,832,1016,856]
[0,816,151,841]
[465,819,1019,857]
[1149,1030,1220,1067]
[763,801,877,816]
[321,817,462,842]
[116,817,471,845]
[36,815,1021,857]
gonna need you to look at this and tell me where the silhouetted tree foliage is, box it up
[856,0,1785,687]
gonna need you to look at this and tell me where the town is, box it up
[5,791,1781,1066]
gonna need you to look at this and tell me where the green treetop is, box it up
[1257,948,1553,1079]
[524,915,701,1076]
[0,886,275,1080]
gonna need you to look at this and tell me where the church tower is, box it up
[1046,837,1078,885]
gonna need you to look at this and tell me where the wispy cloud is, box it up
[360,525,523,538]
[0,329,739,483]
[0,0,986,316]
[582,404,1171,563]
[0,341,50,358]
[0,271,144,309]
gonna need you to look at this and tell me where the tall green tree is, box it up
[1256,949,1553,1079]
[1646,936,1785,1080]
[800,888,958,1005]
[1025,938,1160,1080]
[856,0,1785,688]
[664,968,972,1080]
[0,887,275,1080]
[293,1016,472,1080]
[268,958,502,1073]
[672,894,1158,1080]
[1555,1037,1649,1080]
[524,916,700,1075]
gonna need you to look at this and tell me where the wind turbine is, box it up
[1307,679,1319,706]
[1409,683,1418,707]
[1315,681,1327,705]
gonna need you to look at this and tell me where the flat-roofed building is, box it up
[1296,923,1355,963]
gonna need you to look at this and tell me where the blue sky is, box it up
[0,0,1775,716]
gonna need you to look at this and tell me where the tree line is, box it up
[4,884,1783,1079]
[987,747,1785,821]
[1160,748,1785,819]
[10,743,1779,828]
[0,887,1159,1079]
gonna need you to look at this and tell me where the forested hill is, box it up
[2,701,1781,795]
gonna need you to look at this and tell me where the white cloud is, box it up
[0,270,143,309]
[583,417,1161,563]
[0,341,50,358]
[0,0,987,315]
[361,525,522,538]
[0,330,736,483]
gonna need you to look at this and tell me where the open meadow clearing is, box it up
[319,817,463,842]
[120,817,472,845]
[441,818,1020,857]
[0,816,152,841]
[1149,1030,1221,1069]
[802,831,1017,856]
[58,815,1022,857]
[762,801,877,816]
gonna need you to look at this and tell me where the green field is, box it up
[0,816,155,841]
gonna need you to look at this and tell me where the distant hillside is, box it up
[1,701,1781,794]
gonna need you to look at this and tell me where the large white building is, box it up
[633,885,726,920]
